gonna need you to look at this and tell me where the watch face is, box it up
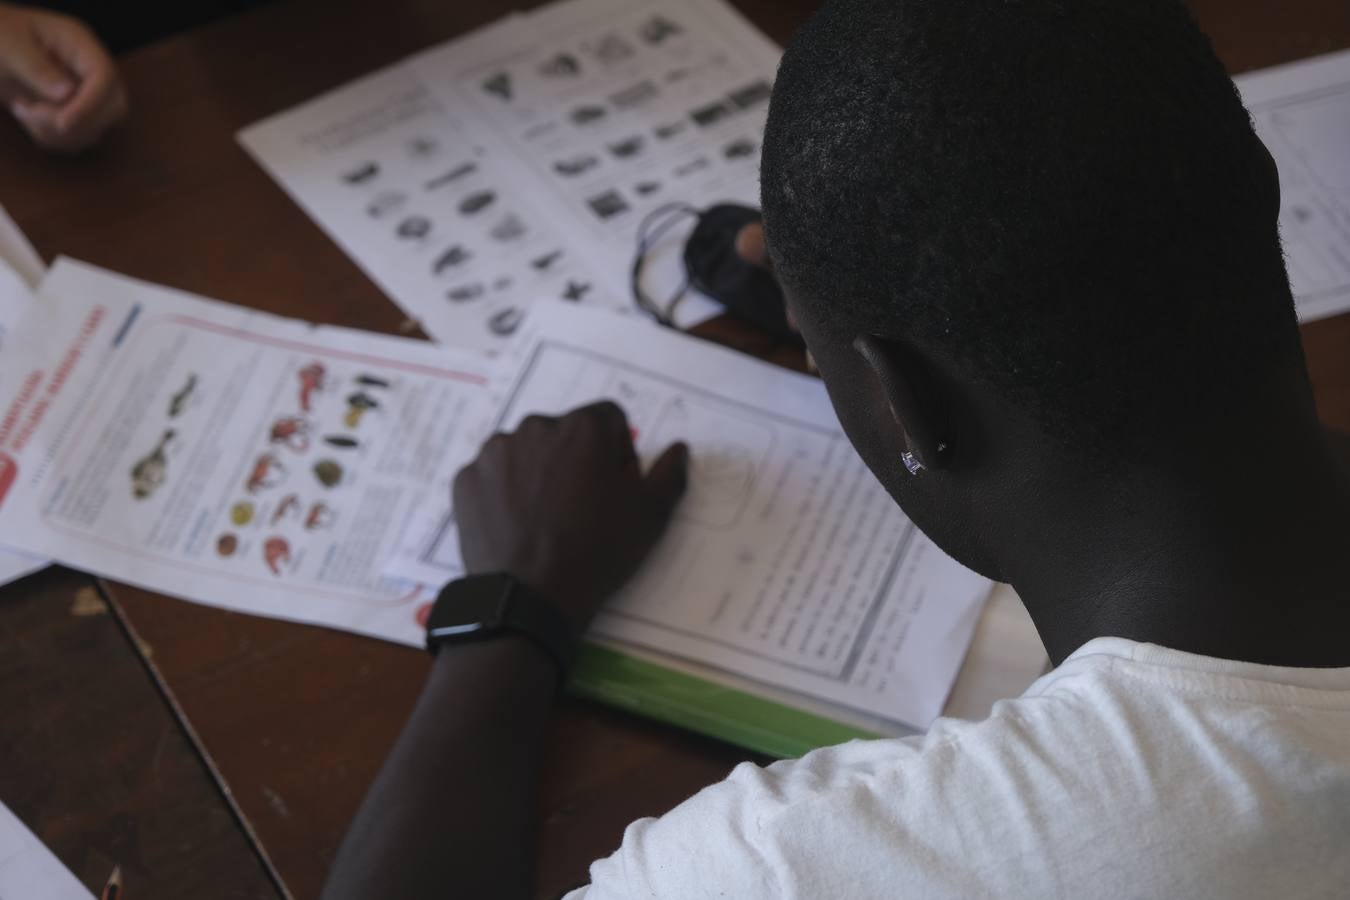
[426,574,512,642]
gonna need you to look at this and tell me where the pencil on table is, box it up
[100,865,123,900]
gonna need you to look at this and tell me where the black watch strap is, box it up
[425,573,579,677]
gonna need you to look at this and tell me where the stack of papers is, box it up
[0,259,997,742]
[239,0,781,350]
[0,205,48,587]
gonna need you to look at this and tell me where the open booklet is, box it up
[388,302,1001,745]
[0,259,491,643]
[0,260,1043,755]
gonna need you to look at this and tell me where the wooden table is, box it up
[1,1,1347,898]
[0,567,279,898]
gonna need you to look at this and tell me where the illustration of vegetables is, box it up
[343,392,380,428]
[313,459,343,488]
[230,501,255,526]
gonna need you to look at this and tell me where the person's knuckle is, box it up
[479,431,509,457]
[519,413,554,432]
[593,399,625,420]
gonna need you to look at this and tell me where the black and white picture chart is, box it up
[388,302,991,728]
[1236,49,1350,323]
[412,0,784,328]
[238,47,620,354]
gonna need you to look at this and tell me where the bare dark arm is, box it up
[321,636,556,900]
[321,402,687,900]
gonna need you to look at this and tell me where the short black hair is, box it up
[761,0,1302,449]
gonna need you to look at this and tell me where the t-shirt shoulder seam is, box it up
[1102,655,1350,710]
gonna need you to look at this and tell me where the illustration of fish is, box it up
[131,429,176,500]
[168,374,197,418]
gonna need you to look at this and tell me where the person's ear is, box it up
[852,334,948,472]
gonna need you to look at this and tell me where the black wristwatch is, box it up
[424,573,579,678]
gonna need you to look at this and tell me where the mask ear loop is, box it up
[631,201,701,328]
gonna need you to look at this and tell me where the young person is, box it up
[322,1,1350,896]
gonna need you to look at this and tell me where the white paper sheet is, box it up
[0,261,48,586]
[240,0,785,351]
[413,0,782,329]
[239,43,624,352]
[0,259,493,646]
[389,303,989,728]
[0,203,44,289]
[1236,49,1350,323]
[0,801,92,900]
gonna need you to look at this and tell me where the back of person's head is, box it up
[761,0,1303,457]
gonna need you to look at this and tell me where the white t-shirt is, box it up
[566,637,1350,899]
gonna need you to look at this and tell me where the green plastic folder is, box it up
[568,643,882,759]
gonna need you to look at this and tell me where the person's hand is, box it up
[735,220,769,270]
[0,3,126,152]
[453,401,689,629]
[738,220,816,370]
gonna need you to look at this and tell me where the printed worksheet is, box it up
[413,0,782,328]
[0,259,493,645]
[0,261,47,587]
[1236,49,1350,323]
[0,800,91,900]
[389,303,989,728]
[239,49,622,352]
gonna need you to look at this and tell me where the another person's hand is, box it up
[453,401,688,629]
[0,3,125,152]
[735,220,769,270]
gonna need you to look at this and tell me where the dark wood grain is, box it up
[0,1,1345,898]
[0,567,279,899]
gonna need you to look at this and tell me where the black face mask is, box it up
[632,202,799,342]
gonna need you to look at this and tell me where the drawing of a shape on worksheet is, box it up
[646,393,772,529]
